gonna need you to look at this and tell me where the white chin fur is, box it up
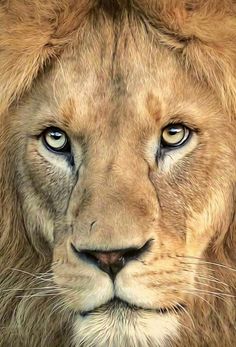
[73,304,179,347]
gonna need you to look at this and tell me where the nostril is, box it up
[81,250,100,264]
[71,243,100,266]
[122,239,154,262]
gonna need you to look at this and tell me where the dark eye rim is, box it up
[160,124,191,149]
[42,126,71,154]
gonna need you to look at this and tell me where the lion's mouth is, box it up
[80,297,186,317]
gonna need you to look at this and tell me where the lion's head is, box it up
[0,1,236,347]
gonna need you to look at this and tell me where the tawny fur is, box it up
[0,1,236,347]
[1,1,236,116]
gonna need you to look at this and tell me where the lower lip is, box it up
[80,299,186,317]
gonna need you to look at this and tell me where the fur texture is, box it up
[1,1,236,116]
[0,1,236,347]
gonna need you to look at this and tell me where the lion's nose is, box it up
[86,251,126,278]
[71,240,153,280]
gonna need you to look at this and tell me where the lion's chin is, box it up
[73,299,180,347]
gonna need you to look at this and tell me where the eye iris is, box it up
[162,125,188,146]
[44,129,67,150]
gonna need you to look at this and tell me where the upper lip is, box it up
[80,297,186,317]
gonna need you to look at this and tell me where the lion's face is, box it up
[11,20,235,347]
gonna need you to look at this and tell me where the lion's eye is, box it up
[42,127,70,153]
[161,124,190,148]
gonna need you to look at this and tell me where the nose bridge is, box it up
[73,167,157,247]
[88,154,149,220]
[90,131,147,198]
[70,124,158,246]
[81,138,134,204]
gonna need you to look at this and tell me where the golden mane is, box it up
[1,1,236,116]
[0,1,236,346]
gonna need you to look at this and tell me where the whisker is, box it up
[16,287,72,299]
[181,267,230,284]
[168,296,195,331]
[8,268,53,281]
[177,287,234,299]
[193,273,230,288]
[178,290,230,331]
[16,293,62,299]
[177,256,236,272]
[1,286,60,292]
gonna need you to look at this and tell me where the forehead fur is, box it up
[1,0,236,118]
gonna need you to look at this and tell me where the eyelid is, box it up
[29,121,67,138]
[161,117,200,133]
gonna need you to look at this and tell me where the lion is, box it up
[0,1,236,346]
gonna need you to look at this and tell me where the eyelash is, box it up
[162,119,199,133]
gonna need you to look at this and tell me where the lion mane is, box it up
[0,1,236,346]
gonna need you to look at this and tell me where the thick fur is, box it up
[1,1,236,116]
[0,1,236,347]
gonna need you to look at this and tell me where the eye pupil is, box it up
[50,131,63,140]
[168,127,181,135]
